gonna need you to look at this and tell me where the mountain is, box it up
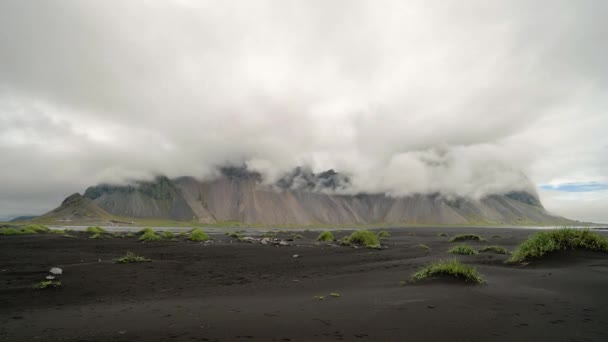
[39,167,571,226]
[34,193,131,225]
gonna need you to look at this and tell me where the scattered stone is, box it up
[49,267,62,275]
[45,275,55,280]
[292,254,299,258]
[279,240,289,246]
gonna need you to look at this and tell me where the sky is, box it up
[0,0,607,223]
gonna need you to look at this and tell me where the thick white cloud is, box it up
[0,1,606,222]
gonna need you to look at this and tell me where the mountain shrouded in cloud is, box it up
[0,1,607,222]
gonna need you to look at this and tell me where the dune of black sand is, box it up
[1,227,607,341]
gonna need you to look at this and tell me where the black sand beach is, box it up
[1,227,607,341]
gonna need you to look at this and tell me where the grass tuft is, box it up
[342,230,380,248]
[162,231,175,239]
[316,231,335,242]
[23,224,50,233]
[411,259,484,284]
[449,233,485,242]
[189,228,209,242]
[292,234,304,239]
[377,231,391,238]
[329,292,340,298]
[90,232,104,239]
[437,232,448,237]
[86,226,108,234]
[479,245,509,254]
[418,244,430,250]
[34,280,62,289]
[448,244,478,255]
[139,229,162,242]
[115,251,151,263]
[137,227,155,235]
[0,228,22,235]
[508,228,608,263]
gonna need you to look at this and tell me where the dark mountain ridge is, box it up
[39,166,569,226]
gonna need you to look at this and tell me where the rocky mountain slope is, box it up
[38,167,570,226]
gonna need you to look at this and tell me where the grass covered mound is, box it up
[23,224,50,233]
[139,228,162,242]
[189,228,209,242]
[411,259,484,284]
[449,233,485,242]
[448,244,478,255]
[479,245,509,255]
[115,251,151,263]
[316,231,335,242]
[0,227,23,235]
[508,228,608,263]
[377,231,391,238]
[342,230,380,248]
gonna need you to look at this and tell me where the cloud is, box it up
[0,0,607,221]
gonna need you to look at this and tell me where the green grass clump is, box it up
[90,232,104,239]
[139,229,162,242]
[449,233,485,242]
[126,233,135,238]
[479,245,509,254]
[227,232,242,238]
[448,244,478,255]
[292,234,304,239]
[342,230,380,248]
[34,280,62,289]
[23,224,50,233]
[261,231,277,238]
[50,229,66,234]
[189,228,209,242]
[137,227,155,235]
[377,231,391,238]
[508,228,608,263]
[115,251,152,264]
[437,232,448,237]
[418,244,430,250]
[86,226,108,234]
[0,228,22,235]
[317,231,335,242]
[329,292,340,297]
[162,231,175,239]
[411,259,484,284]
[179,231,187,237]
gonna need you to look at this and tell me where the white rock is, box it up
[279,241,289,246]
[49,267,62,275]
[45,275,55,280]
[292,254,299,258]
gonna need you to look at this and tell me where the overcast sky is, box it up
[0,1,607,223]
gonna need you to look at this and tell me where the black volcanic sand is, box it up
[1,227,607,342]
